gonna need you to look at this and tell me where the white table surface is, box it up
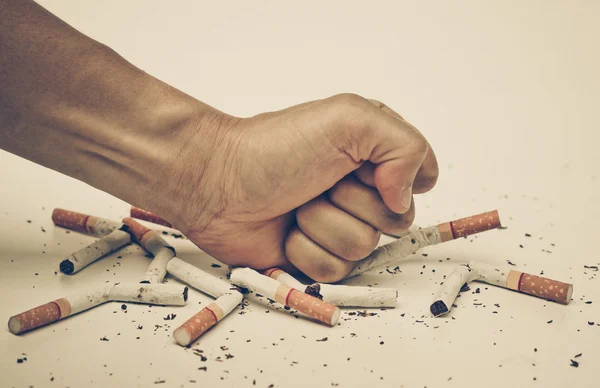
[1,1,599,387]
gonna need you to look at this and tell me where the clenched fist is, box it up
[157,94,438,282]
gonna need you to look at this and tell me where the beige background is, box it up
[1,1,599,387]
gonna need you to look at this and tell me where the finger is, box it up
[367,99,439,194]
[285,226,356,283]
[296,196,381,261]
[323,94,431,213]
[353,162,376,187]
[328,174,415,236]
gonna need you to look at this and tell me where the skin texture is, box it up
[0,1,438,283]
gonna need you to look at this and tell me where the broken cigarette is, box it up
[469,260,573,305]
[230,267,340,326]
[430,265,479,317]
[52,208,121,237]
[430,260,573,317]
[59,226,132,275]
[173,291,243,346]
[167,257,234,298]
[348,210,501,278]
[130,206,172,228]
[263,268,397,308]
[261,268,306,290]
[166,258,243,346]
[305,283,397,308]
[8,283,188,335]
[123,217,175,283]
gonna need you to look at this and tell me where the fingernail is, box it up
[400,186,412,211]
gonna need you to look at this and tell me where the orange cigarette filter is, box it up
[438,210,501,242]
[130,206,172,228]
[8,299,68,334]
[173,291,243,347]
[52,208,121,237]
[507,270,572,305]
[122,217,153,243]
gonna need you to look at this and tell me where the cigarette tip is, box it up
[430,300,449,317]
[59,260,74,275]
[8,316,22,335]
[173,328,191,347]
[331,307,341,326]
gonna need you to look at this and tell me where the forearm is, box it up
[0,0,215,221]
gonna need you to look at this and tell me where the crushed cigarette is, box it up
[348,210,501,278]
[52,208,121,237]
[173,291,243,347]
[8,283,188,334]
[59,226,132,275]
[166,257,244,346]
[261,268,306,290]
[430,265,480,317]
[167,257,234,298]
[431,260,573,317]
[263,268,397,308]
[123,218,175,283]
[305,283,397,308]
[230,267,340,326]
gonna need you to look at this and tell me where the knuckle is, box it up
[416,174,439,193]
[295,201,315,227]
[328,177,356,207]
[330,93,368,108]
[410,134,429,158]
[310,261,350,283]
[344,228,380,260]
[378,212,414,236]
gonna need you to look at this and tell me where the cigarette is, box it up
[8,283,188,335]
[59,226,132,275]
[123,217,175,283]
[130,206,172,228]
[468,260,573,305]
[167,257,234,298]
[436,210,501,242]
[430,265,480,317]
[52,208,121,237]
[173,291,243,347]
[261,268,306,290]
[305,283,398,308]
[430,261,573,317]
[262,268,397,308]
[166,258,243,346]
[347,210,501,278]
[230,267,340,326]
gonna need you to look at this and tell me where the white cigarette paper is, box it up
[59,228,131,275]
[143,243,175,284]
[348,226,441,278]
[430,265,480,317]
[264,268,397,308]
[166,257,234,298]
[308,283,398,308]
[89,217,122,237]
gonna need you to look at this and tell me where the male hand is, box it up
[161,94,438,282]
